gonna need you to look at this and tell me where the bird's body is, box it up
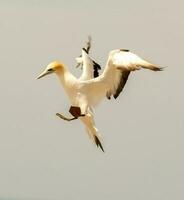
[37,49,162,152]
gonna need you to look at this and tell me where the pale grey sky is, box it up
[0,0,184,200]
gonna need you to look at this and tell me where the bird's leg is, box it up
[56,113,77,121]
[56,106,85,122]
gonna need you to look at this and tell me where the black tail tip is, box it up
[94,136,105,152]
[153,67,164,71]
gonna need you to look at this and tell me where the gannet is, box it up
[37,49,162,152]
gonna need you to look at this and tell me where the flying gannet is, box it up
[37,48,162,152]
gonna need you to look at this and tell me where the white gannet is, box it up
[37,49,162,152]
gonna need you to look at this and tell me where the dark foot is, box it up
[69,106,85,118]
[56,113,77,121]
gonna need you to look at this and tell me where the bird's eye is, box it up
[48,69,53,72]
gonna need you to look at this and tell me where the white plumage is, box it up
[37,48,162,152]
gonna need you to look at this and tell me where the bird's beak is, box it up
[37,70,52,79]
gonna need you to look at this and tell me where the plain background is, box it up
[0,0,184,200]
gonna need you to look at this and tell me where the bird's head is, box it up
[37,61,65,79]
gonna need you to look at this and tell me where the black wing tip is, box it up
[94,70,99,78]
[93,60,101,78]
[94,136,105,152]
[113,94,119,99]
[82,48,88,53]
[113,71,130,99]
[120,49,129,52]
[152,67,164,71]
[93,60,101,69]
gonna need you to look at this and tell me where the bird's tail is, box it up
[86,126,104,152]
[80,112,105,152]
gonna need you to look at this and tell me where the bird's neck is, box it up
[55,67,76,88]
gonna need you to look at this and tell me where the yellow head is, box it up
[37,61,65,79]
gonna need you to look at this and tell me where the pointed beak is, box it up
[37,70,52,79]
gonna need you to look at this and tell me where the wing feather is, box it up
[81,49,162,105]
[113,70,130,99]
[79,49,101,80]
[76,37,101,80]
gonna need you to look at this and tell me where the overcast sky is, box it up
[0,0,184,200]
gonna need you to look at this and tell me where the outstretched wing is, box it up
[103,49,162,99]
[75,36,92,68]
[85,35,92,53]
[78,49,101,80]
[75,37,101,80]
[83,49,162,103]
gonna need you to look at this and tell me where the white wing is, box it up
[85,35,92,53]
[75,36,101,81]
[102,49,162,99]
[78,49,101,81]
[75,36,92,68]
[82,49,162,103]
